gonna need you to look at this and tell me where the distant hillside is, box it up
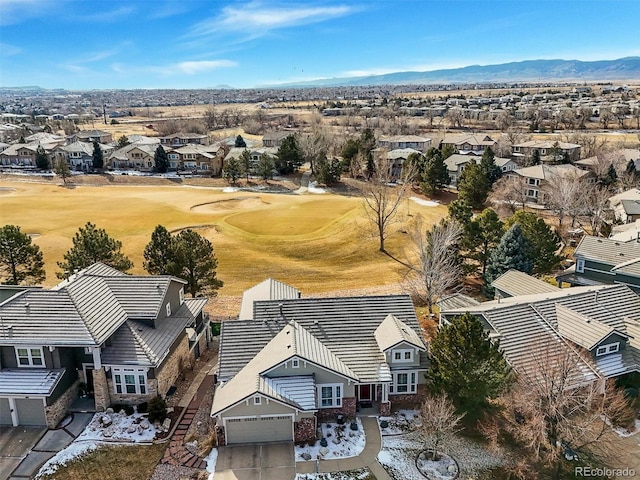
[268,57,640,88]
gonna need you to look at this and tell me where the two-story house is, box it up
[0,144,39,167]
[262,132,293,148]
[440,134,496,155]
[69,130,113,144]
[211,290,428,445]
[0,263,208,428]
[506,164,592,204]
[378,135,432,152]
[167,144,226,175]
[445,154,517,186]
[556,235,640,291]
[108,143,158,171]
[159,133,209,148]
[440,284,640,385]
[511,140,581,164]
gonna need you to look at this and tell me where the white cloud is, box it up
[0,0,61,25]
[75,5,134,22]
[191,1,357,37]
[176,60,237,74]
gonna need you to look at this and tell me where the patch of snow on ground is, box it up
[205,447,218,479]
[35,412,159,478]
[379,409,421,435]
[379,430,510,480]
[36,441,99,478]
[295,418,365,461]
[410,196,440,207]
[307,181,327,194]
[77,412,158,442]
[295,470,371,480]
[222,186,239,193]
[613,419,640,437]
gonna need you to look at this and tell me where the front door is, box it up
[357,384,372,402]
[84,366,95,395]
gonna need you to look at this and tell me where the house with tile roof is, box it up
[0,263,208,428]
[440,133,496,155]
[211,288,428,445]
[556,235,640,292]
[511,140,581,164]
[439,284,640,385]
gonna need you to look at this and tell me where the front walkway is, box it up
[295,416,392,480]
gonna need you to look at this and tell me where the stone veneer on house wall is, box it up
[44,380,80,428]
[316,397,356,423]
[294,417,317,444]
[93,368,110,411]
[156,335,190,398]
[389,384,428,410]
[215,425,226,447]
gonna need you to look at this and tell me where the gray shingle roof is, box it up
[239,278,301,320]
[575,235,640,268]
[441,284,640,379]
[556,304,618,350]
[375,314,426,352]
[491,269,558,297]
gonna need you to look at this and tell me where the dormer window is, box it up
[254,396,262,405]
[576,258,585,273]
[393,349,413,363]
[596,343,619,356]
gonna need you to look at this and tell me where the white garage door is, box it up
[15,398,46,426]
[226,415,293,444]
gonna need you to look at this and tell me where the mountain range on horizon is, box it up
[263,57,640,88]
[3,57,640,92]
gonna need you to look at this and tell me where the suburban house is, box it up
[440,134,496,155]
[556,235,640,291]
[238,278,301,320]
[223,146,278,170]
[159,133,209,148]
[440,284,640,383]
[610,219,640,243]
[506,164,593,204]
[610,188,640,224]
[378,135,432,152]
[445,154,517,185]
[69,130,113,144]
[167,144,226,175]
[108,143,158,171]
[0,144,39,167]
[211,290,428,445]
[0,263,209,428]
[262,132,293,148]
[52,141,114,171]
[511,140,581,164]
[373,147,421,180]
[490,269,558,299]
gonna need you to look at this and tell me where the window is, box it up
[254,396,262,405]
[166,303,171,316]
[292,359,299,368]
[179,289,185,305]
[576,258,585,273]
[112,367,147,394]
[390,371,417,394]
[392,349,413,363]
[596,343,620,356]
[318,384,342,408]
[15,347,44,367]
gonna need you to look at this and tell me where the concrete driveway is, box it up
[0,426,46,480]
[215,442,295,480]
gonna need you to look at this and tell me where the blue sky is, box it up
[1,0,639,90]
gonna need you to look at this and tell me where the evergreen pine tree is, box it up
[457,162,490,209]
[479,147,502,186]
[91,141,104,170]
[428,312,512,411]
[234,135,246,148]
[505,211,562,274]
[35,146,50,170]
[154,146,169,173]
[485,223,533,287]
[420,147,450,195]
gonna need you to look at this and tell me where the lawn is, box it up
[0,180,447,296]
[37,443,166,480]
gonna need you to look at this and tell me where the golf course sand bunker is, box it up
[191,196,266,213]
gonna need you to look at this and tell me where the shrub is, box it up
[137,401,149,414]
[148,396,167,423]
[111,403,134,416]
[380,419,389,429]
[210,322,221,336]
[320,438,328,447]
[350,421,358,431]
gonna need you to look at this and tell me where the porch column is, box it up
[381,383,389,403]
[91,347,102,369]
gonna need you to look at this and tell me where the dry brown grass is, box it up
[38,443,165,480]
[0,179,447,299]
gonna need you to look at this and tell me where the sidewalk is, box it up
[295,416,392,480]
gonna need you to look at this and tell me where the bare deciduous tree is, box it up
[419,393,466,460]
[565,132,609,159]
[581,184,614,237]
[540,171,586,229]
[488,175,529,214]
[361,158,415,252]
[483,345,635,480]
[403,219,463,314]
[445,108,464,128]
